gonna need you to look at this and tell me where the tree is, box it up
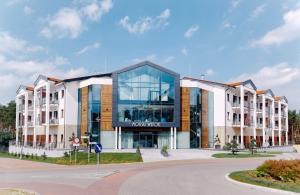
[0,101,16,132]
[288,110,300,144]
[249,138,257,155]
[228,139,238,155]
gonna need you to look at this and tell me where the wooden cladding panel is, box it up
[180,87,190,131]
[201,89,209,148]
[80,86,88,137]
[101,85,113,131]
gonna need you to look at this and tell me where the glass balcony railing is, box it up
[50,118,59,125]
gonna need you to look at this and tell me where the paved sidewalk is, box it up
[140,149,224,162]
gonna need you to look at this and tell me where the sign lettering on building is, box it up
[131,122,161,127]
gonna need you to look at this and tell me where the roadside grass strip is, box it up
[212,152,275,158]
[0,152,143,165]
[229,170,300,193]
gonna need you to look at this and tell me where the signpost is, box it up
[72,137,80,165]
[95,143,102,174]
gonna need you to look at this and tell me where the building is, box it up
[14,61,289,150]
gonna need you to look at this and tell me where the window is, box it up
[50,93,53,101]
[61,134,63,142]
[227,94,230,102]
[61,90,64,98]
[244,96,248,101]
[54,92,59,100]
[233,95,237,103]
[54,111,58,119]
[61,109,64,118]
[117,65,175,123]
[227,112,230,120]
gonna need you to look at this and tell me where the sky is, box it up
[0,0,300,109]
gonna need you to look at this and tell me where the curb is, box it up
[225,173,300,195]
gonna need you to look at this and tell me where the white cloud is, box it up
[54,56,69,65]
[0,33,87,104]
[251,4,267,19]
[76,42,100,55]
[184,25,199,38]
[205,69,215,76]
[41,1,113,39]
[162,56,175,64]
[82,0,113,21]
[231,0,242,8]
[222,20,236,30]
[132,54,157,63]
[181,47,188,56]
[24,6,33,15]
[230,62,300,109]
[251,7,300,47]
[0,31,44,56]
[41,8,84,39]
[119,9,171,34]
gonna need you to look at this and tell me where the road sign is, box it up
[73,137,80,147]
[95,143,102,153]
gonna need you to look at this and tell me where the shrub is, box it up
[35,154,38,159]
[41,152,47,160]
[31,153,34,159]
[136,145,141,155]
[161,145,169,157]
[63,152,69,158]
[25,153,30,158]
[223,143,231,150]
[256,160,300,182]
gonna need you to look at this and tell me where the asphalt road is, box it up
[0,153,299,195]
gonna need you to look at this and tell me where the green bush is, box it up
[161,145,169,157]
[223,143,231,150]
[256,160,300,182]
[136,145,141,155]
[64,152,69,158]
[41,152,47,160]
[25,153,29,158]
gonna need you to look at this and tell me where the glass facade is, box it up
[77,85,101,143]
[189,88,202,148]
[88,85,101,143]
[117,65,175,123]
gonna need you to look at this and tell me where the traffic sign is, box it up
[73,137,80,147]
[95,143,102,153]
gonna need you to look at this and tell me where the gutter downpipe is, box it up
[62,82,66,149]
[225,87,230,144]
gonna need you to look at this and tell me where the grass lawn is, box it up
[0,189,35,195]
[212,152,275,158]
[0,151,143,165]
[229,170,300,193]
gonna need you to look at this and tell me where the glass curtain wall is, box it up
[117,65,175,123]
[77,85,101,143]
[88,85,101,143]
[190,88,202,148]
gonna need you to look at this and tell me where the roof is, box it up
[227,79,257,90]
[182,77,230,88]
[34,75,62,86]
[63,73,112,82]
[16,85,34,94]
[275,96,288,103]
[113,61,180,77]
[256,89,275,97]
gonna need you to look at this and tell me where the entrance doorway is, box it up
[140,132,153,148]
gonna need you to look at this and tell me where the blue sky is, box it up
[0,0,300,109]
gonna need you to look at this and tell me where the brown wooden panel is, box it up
[180,87,190,131]
[201,89,209,148]
[101,85,113,131]
[80,87,88,137]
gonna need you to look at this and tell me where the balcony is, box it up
[257,123,263,129]
[50,99,59,105]
[28,121,34,127]
[232,120,241,126]
[18,104,25,111]
[232,102,240,108]
[50,118,59,125]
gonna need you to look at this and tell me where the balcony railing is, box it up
[50,118,59,125]
[232,120,241,126]
[18,104,25,111]
[50,99,59,105]
[28,121,34,127]
[257,123,263,128]
[232,102,240,108]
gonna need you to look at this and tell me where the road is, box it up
[0,153,299,195]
